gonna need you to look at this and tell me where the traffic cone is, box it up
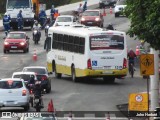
[32,49,37,61]
[106,112,110,120]
[47,101,51,112]
[103,7,106,16]
[109,7,112,14]
[50,99,54,112]
[135,46,140,56]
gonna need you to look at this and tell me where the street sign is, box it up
[140,54,154,75]
[129,93,148,111]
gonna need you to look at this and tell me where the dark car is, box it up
[80,10,104,27]
[3,32,30,53]
[22,66,51,93]
[99,0,117,8]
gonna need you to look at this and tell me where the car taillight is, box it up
[81,17,85,21]
[4,42,9,45]
[20,42,25,46]
[41,76,47,80]
[95,17,100,21]
[123,58,127,68]
[87,59,92,69]
[22,90,27,96]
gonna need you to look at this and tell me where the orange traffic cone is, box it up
[47,101,51,112]
[136,46,140,56]
[106,112,110,120]
[109,7,112,14]
[32,49,37,61]
[103,7,107,16]
[50,99,54,112]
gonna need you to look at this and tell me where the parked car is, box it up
[99,0,117,8]
[53,15,76,27]
[114,0,127,17]
[0,78,30,111]
[80,10,104,27]
[3,32,30,53]
[22,66,51,93]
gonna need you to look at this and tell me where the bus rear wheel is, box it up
[53,62,61,79]
[103,77,115,84]
[71,65,77,82]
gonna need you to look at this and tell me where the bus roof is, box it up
[48,25,125,37]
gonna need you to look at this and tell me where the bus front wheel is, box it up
[71,65,77,82]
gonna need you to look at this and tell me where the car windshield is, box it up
[7,0,30,9]
[7,33,25,39]
[83,11,99,16]
[57,17,72,22]
[13,74,35,81]
[0,81,23,89]
[23,68,46,74]
[116,0,126,5]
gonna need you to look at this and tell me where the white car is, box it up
[114,0,127,17]
[12,72,38,83]
[0,78,30,111]
[53,15,76,26]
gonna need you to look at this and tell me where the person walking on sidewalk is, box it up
[3,13,11,36]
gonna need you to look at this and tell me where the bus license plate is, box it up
[103,71,113,74]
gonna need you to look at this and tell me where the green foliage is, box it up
[125,0,160,50]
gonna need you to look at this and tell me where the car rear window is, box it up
[7,33,25,39]
[23,68,46,74]
[83,11,99,16]
[57,17,72,22]
[13,74,35,81]
[0,81,23,89]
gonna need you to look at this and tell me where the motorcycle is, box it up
[28,84,35,107]
[33,29,41,44]
[34,95,43,112]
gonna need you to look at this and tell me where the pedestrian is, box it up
[17,10,23,30]
[38,9,47,29]
[77,3,83,14]
[50,5,56,21]
[44,37,51,52]
[3,13,11,36]
[83,1,87,12]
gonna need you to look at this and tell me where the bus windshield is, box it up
[7,0,30,9]
[90,34,124,50]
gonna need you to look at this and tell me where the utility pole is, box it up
[150,48,159,111]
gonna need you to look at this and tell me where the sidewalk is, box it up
[0,0,99,31]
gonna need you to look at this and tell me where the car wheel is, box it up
[27,47,29,53]
[24,103,30,111]
[71,65,77,82]
[23,49,27,53]
[115,13,119,17]
[103,77,115,84]
[46,85,51,93]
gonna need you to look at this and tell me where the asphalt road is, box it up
[0,9,147,119]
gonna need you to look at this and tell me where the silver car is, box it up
[0,78,30,111]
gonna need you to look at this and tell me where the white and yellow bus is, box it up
[46,25,128,83]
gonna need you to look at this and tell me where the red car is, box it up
[80,10,104,27]
[3,32,30,53]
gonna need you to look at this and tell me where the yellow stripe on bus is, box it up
[47,62,128,77]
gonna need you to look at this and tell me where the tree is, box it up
[125,0,160,50]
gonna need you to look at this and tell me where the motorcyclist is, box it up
[54,9,60,20]
[33,80,44,107]
[17,10,23,30]
[127,48,137,72]
[38,9,47,29]
[50,5,56,21]
[27,75,35,90]
[106,23,114,30]
[3,13,11,36]
[32,20,41,41]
